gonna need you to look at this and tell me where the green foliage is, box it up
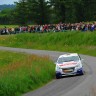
[0,31,96,95]
[0,0,96,24]
[14,0,29,25]
[13,0,51,25]
[0,31,96,56]
[82,0,96,21]
[0,51,55,96]
[28,0,51,24]
[50,0,96,23]
[0,9,15,24]
[0,25,18,28]
[0,51,25,67]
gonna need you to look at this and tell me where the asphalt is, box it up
[0,46,96,96]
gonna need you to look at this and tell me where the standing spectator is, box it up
[90,24,95,32]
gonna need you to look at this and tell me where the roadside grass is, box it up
[0,25,33,28]
[0,31,96,56]
[0,25,19,28]
[0,51,55,96]
[0,31,96,96]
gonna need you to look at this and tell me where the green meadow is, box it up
[0,51,55,96]
[0,25,19,28]
[0,31,96,96]
[0,31,96,56]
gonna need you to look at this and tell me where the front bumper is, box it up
[56,68,84,77]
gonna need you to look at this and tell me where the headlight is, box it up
[56,65,61,70]
[75,64,81,68]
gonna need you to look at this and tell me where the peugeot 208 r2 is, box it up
[55,53,84,79]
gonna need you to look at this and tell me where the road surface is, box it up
[0,46,96,96]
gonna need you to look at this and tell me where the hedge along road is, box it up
[0,46,96,96]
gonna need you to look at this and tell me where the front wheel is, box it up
[79,69,84,75]
[56,75,60,79]
[56,72,62,79]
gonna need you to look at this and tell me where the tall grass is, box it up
[0,25,18,28]
[0,31,96,96]
[0,51,55,96]
[0,31,96,56]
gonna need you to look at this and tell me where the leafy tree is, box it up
[14,0,29,25]
[14,0,51,25]
[27,0,51,24]
[49,0,66,23]
[0,8,14,24]
[50,0,78,23]
[0,0,96,25]
[81,0,96,21]
[50,0,96,23]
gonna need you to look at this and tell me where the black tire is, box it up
[56,75,61,79]
[80,70,84,75]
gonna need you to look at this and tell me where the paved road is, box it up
[0,46,96,96]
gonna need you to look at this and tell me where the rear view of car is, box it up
[55,53,84,79]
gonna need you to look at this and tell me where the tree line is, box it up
[0,4,15,11]
[0,0,96,25]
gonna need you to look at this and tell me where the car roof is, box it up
[59,53,78,58]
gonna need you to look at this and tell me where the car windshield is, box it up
[57,56,79,63]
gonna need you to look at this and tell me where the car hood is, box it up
[57,61,78,68]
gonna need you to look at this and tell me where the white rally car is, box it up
[55,53,84,79]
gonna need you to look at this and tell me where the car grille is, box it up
[62,67,75,73]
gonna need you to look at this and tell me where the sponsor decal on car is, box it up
[59,62,77,66]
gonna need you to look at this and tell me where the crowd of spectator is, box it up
[0,22,96,35]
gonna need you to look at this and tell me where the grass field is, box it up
[0,31,96,96]
[0,25,19,28]
[0,51,55,96]
[0,31,96,56]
